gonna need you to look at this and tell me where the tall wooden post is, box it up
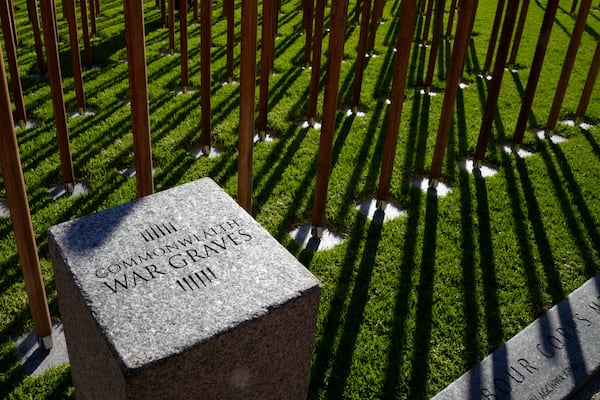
[0,46,53,350]
[474,0,519,164]
[366,0,384,52]
[512,0,559,147]
[160,0,166,26]
[376,0,418,209]
[445,0,457,39]
[575,38,600,124]
[79,0,92,64]
[306,0,326,124]
[168,0,175,52]
[482,0,506,75]
[88,0,97,36]
[421,0,435,43]
[123,0,154,198]
[7,0,17,47]
[424,0,446,89]
[351,0,372,109]
[64,0,86,114]
[193,0,198,24]
[303,0,314,65]
[40,0,76,190]
[258,0,276,138]
[238,0,258,212]
[200,0,212,153]
[179,0,189,89]
[27,0,46,73]
[0,0,27,127]
[310,0,349,237]
[225,0,234,82]
[429,0,476,185]
[507,0,530,68]
[545,0,592,134]
[570,0,579,14]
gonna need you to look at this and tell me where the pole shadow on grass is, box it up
[581,127,600,161]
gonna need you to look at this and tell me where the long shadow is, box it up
[408,189,438,399]
[581,127,600,161]
[381,187,423,398]
[322,217,384,399]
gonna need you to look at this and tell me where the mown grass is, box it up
[1,0,600,398]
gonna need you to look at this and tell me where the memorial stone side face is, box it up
[49,178,321,400]
[432,274,600,400]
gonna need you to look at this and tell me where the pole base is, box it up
[376,199,387,212]
[41,334,53,350]
[311,226,323,239]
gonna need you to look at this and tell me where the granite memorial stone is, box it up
[48,178,321,400]
[432,273,600,400]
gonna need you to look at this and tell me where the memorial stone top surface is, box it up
[48,178,321,373]
[432,273,600,400]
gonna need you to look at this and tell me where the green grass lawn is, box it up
[1,0,600,398]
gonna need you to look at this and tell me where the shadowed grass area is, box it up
[1,0,600,398]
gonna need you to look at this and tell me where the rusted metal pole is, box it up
[570,0,579,14]
[88,0,97,36]
[168,0,175,52]
[238,0,258,212]
[429,0,476,184]
[123,0,154,197]
[225,0,234,82]
[303,0,314,65]
[507,0,529,68]
[64,0,86,113]
[376,0,418,208]
[351,0,371,108]
[482,0,505,75]
[200,0,212,153]
[258,0,276,138]
[474,0,519,163]
[161,0,166,26]
[424,0,445,89]
[7,0,17,47]
[445,0,457,39]
[575,38,600,123]
[310,0,349,236]
[354,0,362,23]
[0,46,53,350]
[179,0,189,89]
[79,0,92,65]
[307,0,325,123]
[40,0,76,189]
[26,0,46,73]
[0,0,27,127]
[95,0,99,15]
[545,0,592,134]
[512,0,559,147]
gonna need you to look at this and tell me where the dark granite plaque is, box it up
[432,274,600,400]
[49,178,321,400]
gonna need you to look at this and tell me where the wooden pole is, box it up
[179,0,189,89]
[238,0,258,212]
[225,0,234,82]
[445,0,457,39]
[507,0,529,68]
[424,0,446,89]
[64,0,86,114]
[429,0,476,184]
[310,0,349,236]
[79,0,92,64]
[161,0,166,27]
[482,0,505,75]
[351,0,371,108]
[512,0,559,147]
[366,0,384,52]
[575,38,600,124]
[193,0,198,24]
[545,0,592,134]
[306,0,326,123]
[0,46,53,350]
[88,0,97,36]
[168,0,175,52]
[354,0,362,23]
[421,0,435,43]
[26,0,46,73]
[200,0,212,153]
[376,0,418,208]
[0,0,27,127]
[95,0,99,15]
[7,0,17,47]
[570,0,579,14]
[40,0,76,189]
[258,0,276,138]
[303,0,314,65]
[123,0,154,197]
[474,0,519,163]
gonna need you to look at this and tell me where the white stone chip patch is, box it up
[413,177,452,197]
[355,198,406,222]
[289,223,345,251]
[457,159,499,178]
